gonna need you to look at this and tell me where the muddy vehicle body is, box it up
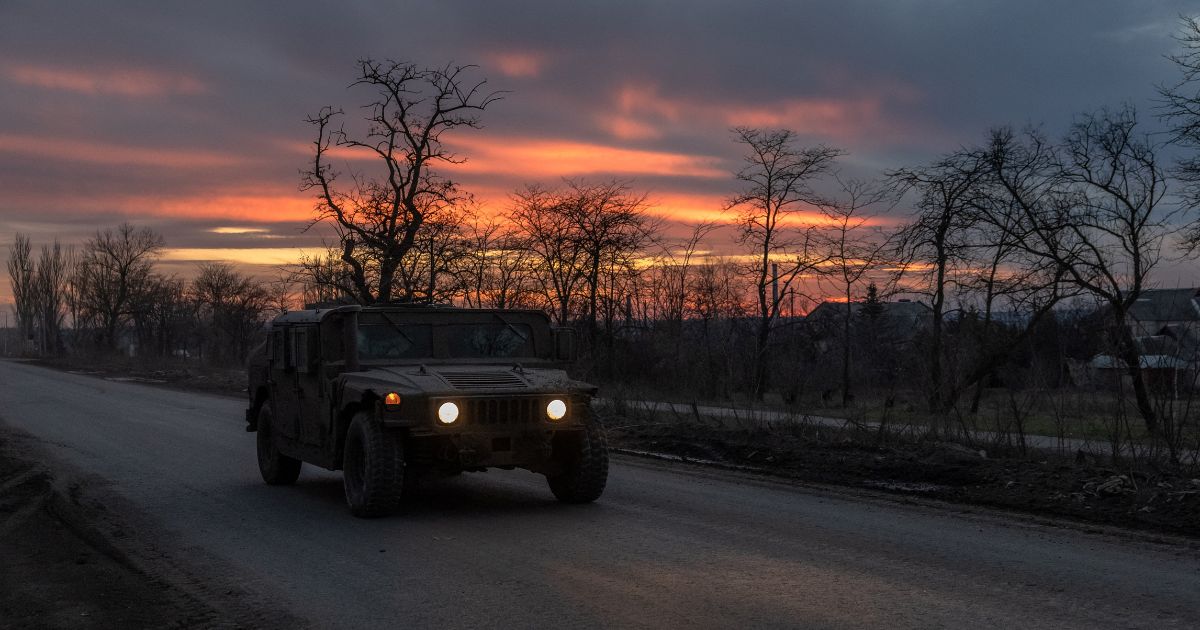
[246,305,607,517]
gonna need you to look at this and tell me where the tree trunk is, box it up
[754,318,771,399]
[841,297,852,407]
[1113,311,1157,432]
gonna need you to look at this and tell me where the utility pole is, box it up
[771,263,779,315]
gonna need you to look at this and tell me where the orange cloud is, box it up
[445,135,726,179]
[161,247,320,266]
[489,52,546,79]
[599,115,663,141]
[616,84,684,121]
[9,188,315,223]
[646,192,730,224]
[599,82,895,143]
[147,192,316,222]
[652,191,833,228]
[0,134,248,169]
[209,226,272,234]
[4,63,206,97]
[286,134,727,180]
[724,98,882,138]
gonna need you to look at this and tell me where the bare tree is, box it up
[891,152,990,412]
[960,170,1072,414]
[817,178,891,406]
[985,106,1169,432]
[33,241,74,355]
[891,149,1068,416]
[457,218,535,309]
[394,205,469,303]
[569,180,657,341]
[508,177,656,364]
[727,127,841,397]
[647,222,718,351]
[6,234,35,351]
[133,274,191,358]
[266,271,298,316]
[301,59,503,304]
[294,245,356,306]
[688,257,751,396]
[1158,15,1200,251]
[71,223,164,352]
[190,262,271,364]
[509,184,589,324]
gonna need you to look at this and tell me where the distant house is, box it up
[1127,288,1200,338]
[1087,288,1200,393]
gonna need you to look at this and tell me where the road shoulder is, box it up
[610,451,1200,551]
[0,419,303,629]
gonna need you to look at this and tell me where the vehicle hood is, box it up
[343,365,596,396]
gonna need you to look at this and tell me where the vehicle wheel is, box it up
[342,412,406,517]
[257,403,302,485]
[546,413,609,504]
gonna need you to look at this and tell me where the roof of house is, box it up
[1128,288,1200,323]
[1090,353,1191,370]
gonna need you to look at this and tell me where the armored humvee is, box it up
[245,304,607,517]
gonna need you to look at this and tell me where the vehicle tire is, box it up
[342,412,406,518]
[257,403,302,485]
[546,413,609,504]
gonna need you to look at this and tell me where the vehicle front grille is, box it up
[464,397,543,426]
[438,370,528,390]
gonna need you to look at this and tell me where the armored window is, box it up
[271,330,285,365]
[445,323,535,358]
[357,324,432,360]
[283,329,295,369]
[293,329,309,372]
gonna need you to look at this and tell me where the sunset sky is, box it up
[2,1,1198,305]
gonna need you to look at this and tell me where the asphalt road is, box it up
[2,360,1198,629]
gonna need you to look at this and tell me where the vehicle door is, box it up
[269,326,301,440]
[291,325,328,448]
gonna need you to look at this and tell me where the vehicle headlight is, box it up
[546,399,567,421]
[437,402,460,424]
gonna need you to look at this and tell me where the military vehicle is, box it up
[245,304,607,517]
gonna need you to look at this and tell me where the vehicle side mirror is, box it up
[553,327,576,363]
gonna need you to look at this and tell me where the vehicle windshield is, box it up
[357,323,432,360]
[445,323,535,358]
[354,318,538,360]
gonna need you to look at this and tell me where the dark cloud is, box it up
[1,0,1196,293]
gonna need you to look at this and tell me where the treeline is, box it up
[7,225,281,364]
[287,105,1172,422]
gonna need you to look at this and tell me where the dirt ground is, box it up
[605,417,1200,538]
[0,424,300,629]
[32,356,248,398]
